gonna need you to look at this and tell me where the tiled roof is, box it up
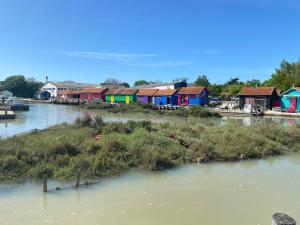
[79,88,107,94]
[239,87,276,96]
[177,86,206,95]
[137,89,159,96]
[48,81,97,89]
[153,89,178,96]
[105,89,138,95]
[59,90,80,95]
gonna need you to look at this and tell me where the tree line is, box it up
[1,59,299,98]
[0,75,43,98]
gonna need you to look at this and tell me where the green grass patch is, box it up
[0,114,299,181]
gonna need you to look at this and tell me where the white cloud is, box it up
[125,61,193,67]
[62,51,156,63]
[61,51,192,67]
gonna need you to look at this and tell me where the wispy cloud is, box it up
[203,50,224,55]
[61,51,192,67]
[125,61,193,68]
[62,51,156,63]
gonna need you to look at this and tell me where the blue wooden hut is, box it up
[153,89,178,105]
[177,86,209,106]
[281,87,300,113]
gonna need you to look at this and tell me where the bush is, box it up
[143,148,176,171]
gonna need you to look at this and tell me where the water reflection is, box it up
[1,104,300,138]
[0,153,299,225]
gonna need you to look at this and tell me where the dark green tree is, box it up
[134,80,149,86]
[263,60,300,91]
[246,79,261,87]
[2,75,43,97]
[225,77,240,85]
[207,84,223,97]
[195,75,210,86]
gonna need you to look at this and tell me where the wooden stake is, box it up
[75,174,80,188]
[43,176,47,193]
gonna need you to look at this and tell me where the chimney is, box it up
[46,76,48,83]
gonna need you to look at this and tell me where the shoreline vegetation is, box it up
[0,113,300,181]
[83,103,222,118]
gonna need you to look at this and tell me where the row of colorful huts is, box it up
[58,86,210,106]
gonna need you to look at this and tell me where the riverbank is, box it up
[1,114,299,181]
[84,103,221,118]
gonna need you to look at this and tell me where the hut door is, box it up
[126,96,130,104]
[167,96,171,104]
[111,96,114,104]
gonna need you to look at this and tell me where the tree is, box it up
[225,77,240,85]
[103,78,121,85]
[263,60,300,91]
[246,79,261,87]
[26,78,43,97]
[207,84,223,97]
[2,75,42,97]
[195,75,210,86]
[228,84,244,96]
[2,75,28,97]
[134,80,149,87]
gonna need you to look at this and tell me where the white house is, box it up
[134,81,190,90]
[41,81,97,98]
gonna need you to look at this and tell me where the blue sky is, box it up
[0,0,300,85]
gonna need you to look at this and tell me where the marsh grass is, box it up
[84,103,221,118]
[0,115,299,181]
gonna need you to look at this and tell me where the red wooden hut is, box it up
[80,88,108,102]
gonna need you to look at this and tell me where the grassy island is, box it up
[0,113,299,181]
[84,103,221,118]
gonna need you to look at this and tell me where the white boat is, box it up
[5,97,24,106]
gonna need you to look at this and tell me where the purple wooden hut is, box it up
[136,89,159,104]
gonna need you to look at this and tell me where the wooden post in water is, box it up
[75,174,80,188]
[272,213,296,225]
[43,176,48,193]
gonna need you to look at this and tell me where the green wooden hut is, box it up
[105,89,138,104]
[281,87,300,113]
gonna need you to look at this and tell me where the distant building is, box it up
[80,88,108,102]
[136,89,159,104]
[0,90,13,99]
[40,81,97,98]
[153,89,178,105]
[280,87,300,113]
[99,82,130,89]
[177,86,209,106]
[135,81,188,90]
[104,89,138,104]
[239,87,280,110]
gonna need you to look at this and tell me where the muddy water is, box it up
[0,154,299,225]
[0,104,168,138]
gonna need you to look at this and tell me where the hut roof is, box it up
[280,87,300,96]
[239,87,276,96]
[105,89,138,95]
[80,88,107,94]
[137,89,159,96]
[153,89,177,96]
[177,86,206,95]
[59,90,80,95]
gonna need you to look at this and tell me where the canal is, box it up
[0,153,299,225]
